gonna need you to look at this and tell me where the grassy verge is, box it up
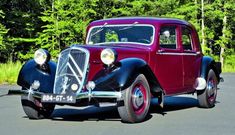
[223,65,235,73]
[0,61,22,84]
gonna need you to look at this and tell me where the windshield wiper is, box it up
[118,21,138,31]
[90,22,108,38]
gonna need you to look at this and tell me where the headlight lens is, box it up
[34,49,49,65]
[100,48,117,65]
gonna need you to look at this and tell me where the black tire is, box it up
[117,74,151,123]
[197,69,218,108]
[21,88,55,119]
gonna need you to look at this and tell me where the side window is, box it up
[160,26,177,49]
[182,27,193,51]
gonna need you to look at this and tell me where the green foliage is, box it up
[0,0,43,61]
[0,0,235,74]
[0,10,9,61]
[105,30,119,42]
[0,61,22,84]
[36,0,97,58]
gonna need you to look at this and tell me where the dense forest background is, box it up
[0,0,235,70]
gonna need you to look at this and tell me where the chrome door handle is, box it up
[158,49,165,53]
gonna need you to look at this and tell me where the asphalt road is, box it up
[0,73,234,135]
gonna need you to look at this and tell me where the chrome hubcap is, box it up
[132,88,144,109]
[207,79,217,102]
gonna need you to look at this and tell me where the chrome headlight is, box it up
[100,48,117,66]
[34,49,50,65]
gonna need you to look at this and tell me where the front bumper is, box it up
[8,88,122,103]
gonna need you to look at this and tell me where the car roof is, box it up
[89,17,192,27]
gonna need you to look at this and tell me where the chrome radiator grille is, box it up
[53,47,90,94]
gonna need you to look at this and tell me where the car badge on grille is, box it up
[61,76,69,94]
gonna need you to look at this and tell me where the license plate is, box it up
[41,94,76,103]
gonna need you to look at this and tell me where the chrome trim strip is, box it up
[74,47,90,94]
[8,89,43,99]
[9,90,122,100]
[67,63,82,85]
[57,57,68,74]
[53,49,68,94]
[77,91,122,99]
[69,54,83,77]
[156,52,198,56]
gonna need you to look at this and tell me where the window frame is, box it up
[180,25,196,53]
[158,24,181,52]
[86,24,155,46]
[181,26,194,51]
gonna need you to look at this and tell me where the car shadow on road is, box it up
[51,106,121,122]
[50,96,199,122]
[150,96,199,115]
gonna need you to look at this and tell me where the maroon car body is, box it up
[13,17,222,123]
[85,17,203,95]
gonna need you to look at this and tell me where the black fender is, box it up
[201,56,221,83]
[93,58,162,93]
[17,59,56,93]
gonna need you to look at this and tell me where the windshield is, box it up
[86,24,154,46]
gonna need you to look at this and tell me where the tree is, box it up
[0,10,9,62]
[36,0,97,58]
[0,0,43,61]
[203,0,235,67]
[216,0,235,68]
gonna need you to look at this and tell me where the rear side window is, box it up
[182,27,193,51]
[160,26,177,49]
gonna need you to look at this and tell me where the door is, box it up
[181,26,201,91]
[154,25,184,95]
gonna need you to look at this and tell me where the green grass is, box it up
[223,64,235,73]
[0,61,22,84]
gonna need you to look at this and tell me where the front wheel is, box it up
[117,74,150,123]
[197,69,218,108]
[21,89,55,119]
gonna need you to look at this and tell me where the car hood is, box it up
[71,44,151,81]
[76,44,151,64]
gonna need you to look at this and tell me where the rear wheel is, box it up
[197,69,218,108]
[117,74,150,123]
[21,88,55,119]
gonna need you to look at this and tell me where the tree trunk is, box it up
[201,0,205,46]
[220,14,227,68]
[52,0,55,50]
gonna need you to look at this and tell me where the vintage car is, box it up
[10,17,222,123]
